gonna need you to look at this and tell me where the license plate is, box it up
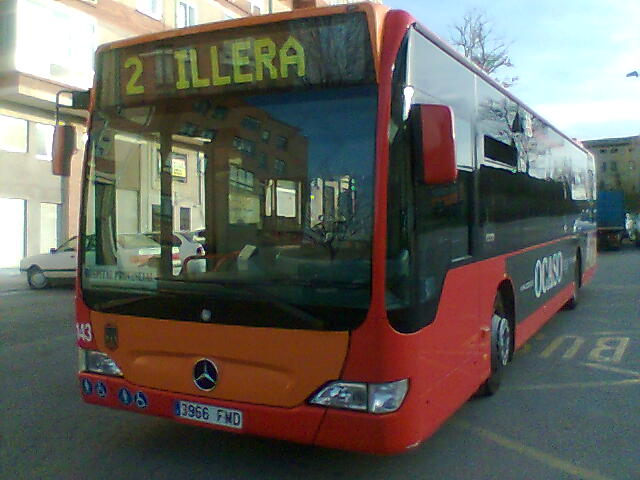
[175,400,243,429]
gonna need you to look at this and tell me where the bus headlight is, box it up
[368,380,409,414]
[309,379,408,414]
[79,349,123,377]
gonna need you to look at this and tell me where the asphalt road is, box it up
[1,245,639,480]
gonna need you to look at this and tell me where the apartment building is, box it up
[583,135,640,211]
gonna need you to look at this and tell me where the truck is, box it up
[596,190,626,249]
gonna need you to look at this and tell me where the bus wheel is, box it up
[478,296,512,396]
[563,255,581,310]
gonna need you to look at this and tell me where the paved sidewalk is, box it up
[0,268,27,292]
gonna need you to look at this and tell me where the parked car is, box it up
[19,237,78,289]
[116,233,166,272]
[143,232,205,273]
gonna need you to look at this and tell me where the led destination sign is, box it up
[123,36,306,96]
[97,13,375,107]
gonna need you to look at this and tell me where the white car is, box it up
[143,232,205,273]
[19,237,78,289]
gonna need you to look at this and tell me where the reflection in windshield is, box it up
[82,86,377,328]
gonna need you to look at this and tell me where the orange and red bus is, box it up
[68,3,597,454]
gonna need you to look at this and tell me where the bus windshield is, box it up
[81,85,377,330]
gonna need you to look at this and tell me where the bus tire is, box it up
[478,295,513,396]
[563,253,581,310]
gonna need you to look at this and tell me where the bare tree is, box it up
[450,8,518,87]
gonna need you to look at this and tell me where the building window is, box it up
[249,0,262,15]
[212,105,228,120]
[611,161,617,171]
[178,122,198,137]
[180,207,191,231]
[241,116,261,131]
[275,135,288,150]
[265,180,298,219]
[15,0,96,89]
[233,136,256,156]
[484,135,518,167]
[275,158,286,175]
[200,129,216,143]
[0,115,28,153]
[137,0,162,20]
[601,162,607,172]
[257,151,268,169]
[33,123,55,160]
[229,165,255,191]
[152,204,161,231]
[176,1,196,27]
[277,180,297,218]
[261,130,271,143]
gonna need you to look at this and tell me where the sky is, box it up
[382,0,640,141]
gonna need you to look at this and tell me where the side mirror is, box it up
[414,104,457,184]
[52,89,89,177]
[52,124,76,176]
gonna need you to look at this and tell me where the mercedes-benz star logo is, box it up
[193,359,218,391]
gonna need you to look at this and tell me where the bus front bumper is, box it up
[78,373,421,454]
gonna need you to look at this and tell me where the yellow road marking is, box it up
[540,335,585,359]
[592,331,640,335]
[587,337,631,363]
[518,343,532,354]
[598,284,638,290]
[453,420,614,480]
[504,379,640,391]
[583,363,640,378]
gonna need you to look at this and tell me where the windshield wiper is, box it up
[93,294,159,310]
[207,278,369,288]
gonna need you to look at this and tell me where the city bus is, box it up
[65,2,597,454]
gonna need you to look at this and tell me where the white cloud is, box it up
[535,99,640,139]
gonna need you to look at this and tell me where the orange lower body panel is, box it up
[79,373,325,445]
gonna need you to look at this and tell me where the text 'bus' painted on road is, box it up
[540,335,631,363]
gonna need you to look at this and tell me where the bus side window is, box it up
[450,170,472,260]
